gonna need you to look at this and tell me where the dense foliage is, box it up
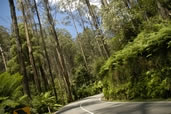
[0,72,24,113]
[101,20,171,100]
[0,0,171,113]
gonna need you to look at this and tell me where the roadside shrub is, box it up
[101,23,171,100]
[0,72,26,113]
[31,91,62,114]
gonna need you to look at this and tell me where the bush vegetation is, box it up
[100,22,171,100]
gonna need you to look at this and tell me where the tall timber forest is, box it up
[0,0,171,113]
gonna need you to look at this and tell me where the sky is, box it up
[0,0,101,38]
[0,0,11,29]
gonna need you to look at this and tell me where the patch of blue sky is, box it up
[0,0,85,38]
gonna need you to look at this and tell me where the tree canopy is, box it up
[0,0,170,113]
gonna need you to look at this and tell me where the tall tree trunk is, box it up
[25,0,50,93]
[33,0,58,102]
[8,0,31,98]
[20,1,42,93]
[26,0,51,93]
[85,0,99,29]
[101,0,108,7]
[43,0,73,102]
[39,60,49,91]
[77,7,86,30]
[87,15,95,30]
[66,1,88,70]
[0,45,7,71]
[25,0,39,38]
[123,0,128,8]
[53,48,68,96]
[84,1,103,57]
[85,0,110,59]
[85,13,103,57]
[77,7,96,56]
[156,0,169,19]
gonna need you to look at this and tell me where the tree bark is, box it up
[0,45,7,71]
[43,0,73,102]
[77,7,86,30]
[85,0,99,29]
[20,1,42,93]
[101,0,108,7]
[25,0,50,93]
[33,0,58,102]
[156,0,169,19]
[66,1,88,70]
[8,0,31,98]
[39,60,49,91]
[53,48,68,96]
[25,0,38,35]
[85,0,110,59]
[77,7,96,57]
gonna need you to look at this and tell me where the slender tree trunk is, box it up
[86,14,103,57]
[85,0,99,29]
[77,8,96,56]
[53,48,68,96]
[156,0,169,19]
[77,7,86,29]
[53,53,67,104]
[20,1,42,93]
[66,1,88,69]
[25,0,39,37]
[85,15,102,57]
[85,0,110,59]
[84,5,104,57]
[86,15,95,30]
[101,0,108,7]
[33,0,58,102]
[24,0,49,93]
[39,60,49,91]
[43,0,73,102]
[123,0,129,8]
[0,45,7,71]
[8,0,31,98]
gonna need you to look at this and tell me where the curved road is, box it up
[55,94,171,114]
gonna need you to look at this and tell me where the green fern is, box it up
[31,91,62,113]
[101,24,171,100]
[0,72,23,113]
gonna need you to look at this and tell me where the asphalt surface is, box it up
[55,94,171,114]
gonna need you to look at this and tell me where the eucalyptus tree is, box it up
[24,0,38,35]
[58,0,100,62]
[43,0,73,102]
[101,0,108,7]
[19,0,42,93]
[101,0,136,39]
[25,0,50,92]
[61,0,88,69]
[75,3,95,30]
[76,1,98,58]
[156,0,170,19]
[32,0,58,101]
[8,0,31,98]
[0,45,7,71]
[84,0,110,59]
[0,26,10,72]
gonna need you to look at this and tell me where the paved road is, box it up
[55,94,171,114]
